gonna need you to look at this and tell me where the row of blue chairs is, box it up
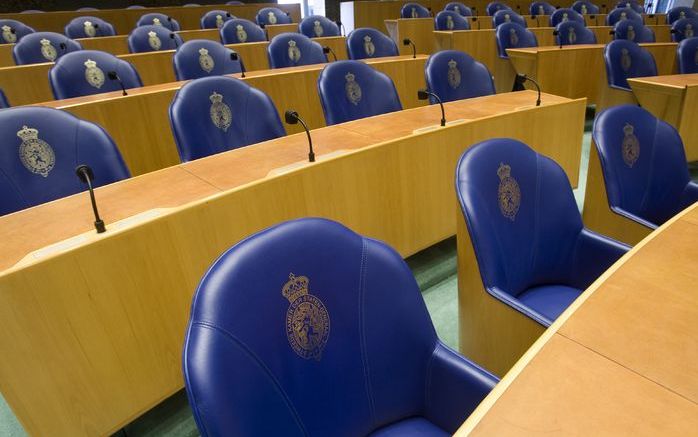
[18,2,245,13]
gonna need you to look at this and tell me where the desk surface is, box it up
[630,72,698,88]
[457,202,698,435]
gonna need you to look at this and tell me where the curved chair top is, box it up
[677,36,698,74]
[128,25,183,53]
[299,15,340,38]
[13,32,82,65]
[173,39,243,80]
[613,19,655,43]
[606,7,642,26]
[495,22,538,58]
[256,7,292,27]
[435,10,471,30]
[346,27,399,60]
[486,1,512,16]
[670,17,698,42]
[126,5,146,9]
[444,2,473,16]
[226,1,245,4]
[555,20,597,45]
[64,16,116,38]
[0,19,35,44]
[136,13,181,31]
[603,39,657,90]
[200,10,235,29]
[667,6,698,24]
[76,7,99,11]
[530,1,556,16]
[549,8,585,27]
[267,32,326,68]
[614,1,644,13]
[572,1,601,15]
[400,2,431,18]
[220,18,266,44]
[493,9,527,27]
[425,49,495,103]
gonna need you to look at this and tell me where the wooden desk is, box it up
[0,91,585,437]
[457,202,698,435]
[589,24,673,44]
[265,23,299,40]
[385,18,437,55]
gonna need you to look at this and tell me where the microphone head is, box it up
[94,23,99,28]
[170,33,175,39]
[335,20,342,25]
[107,71,118,80]
[59,42,66,50]
[284,110,299,124]
[322,46,330,54]
[167,16,173,21]
[471,16,478,21]
[552,30,559,36]
[403,38,411,45]
[230,51,239,60]
[417,89,429,100]
[226,12,231,17]
[10,27,16,34]
[75,164,94,183]
[609,30,615,35]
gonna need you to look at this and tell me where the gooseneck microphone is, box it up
[169,33,179,48]
[75,165,106,234]
[532,14,540,26]
[417,89,446,126]
[471,16,480,30]
[59,41,67,52]
[107,71,127,96]
[513,73,542,106]
[552,29,562,49]
[93,23,100,36]
[230,51,246,77]
[403,38,416,58]
[322,46,337,61]
[589,14,598,26]
[335,20,346,36]
[284,110,315,162]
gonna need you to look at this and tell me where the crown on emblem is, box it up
[345,72,355,81]
[84,58,97,68]
[288,40,297,47]
[448,59,457,68]
[17,125,39,141]
[363,35,372,42]
[153,18,161,25]
[199,47,209,55]
[282,273,309,303]
[40,38,51,46]
[148,31,157,37]
[209,91,223,103]
[84,20,93,26]
[314,20,320,25]
[216,14,223,20]
[1,25,10,32]
[623,123,634,135]
[236,24,243,29]
[497,162,511,180]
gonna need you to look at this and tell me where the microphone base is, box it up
[412,119,469,134]
[267,150,349,177]
[95,219,106,234]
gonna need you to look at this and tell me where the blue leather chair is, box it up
[0,89,9,109]
[667,6,698,24]
[604,40,657,90]
[220,18,266,44]
[256,7,292,27]
[0,20,35,44]
[614,1,644,14]
[677,37,698,74]
[13,32,82,65]
[173,39,243,80]
[612,19,655,43]
[346,28,399,60]
[435,11,471,30]
[200,10,234,29]
[444,2,473,16]
[495,22,538,58]
[267,33,326,68]
[0,106,129,215]
[126,5,146,9]
[64,16,116,38]
[456,138,628,326]
[401,2,432,18]
[128,25,183,53]
[318,60,402,125]
[530,1,556,16]
[183,217,499,436]
[486,1,511,16]
[425,50,494,103]
[493,10,527,27]
[671,17,698,42]
[572,0,600,15]
[169,76,285,162]
[299,15,340,38]
[549,8,585,27]
[76,7,99,11]
[226,0,244,4]
[593,104,698,228]
[49,50,143,100]
[555,20,597,45]
[606,7,642,26]
[136,13,181,31]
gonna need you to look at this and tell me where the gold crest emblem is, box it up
[287,40,301,63]
[620,48,632,72]
[17,125,55,178]
[236,24,248,42]
[568,27,577,44]
[84,58,105,88]
[152,17,162,26]
[504,13,512,22]
[620,11,627,20]
[446,15,454,30]
[83,20,96,37]
[2,25,16,43]
[497,163,521,221]
[447,59,461,89]
[148,31,162,50]
[313,20,324,37]
[411,7,418,18]
[454,5,461,13]
[680,10,686,19]
[198,47,215,73]
[627,25,636,41]
[621,123,640,167]
[209,91,232,132]
[562,12,569,22]
[509,28,519,46]
[686,24,694,38]
[268,11,278,25]
[282,273,330,361]
[345,72,362,105]
[215,14,224,28]
[363,35,375,56]
[581,4,588,14]
[40,38,58,61]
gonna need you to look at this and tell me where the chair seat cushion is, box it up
[369,417,450,437]
[517,284,582,323]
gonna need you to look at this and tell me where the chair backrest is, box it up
[445,2,473,16]
[0,106,129,215]
[13,32,82,65]
[64,16,116,38]
[614,1,644,13]
[49,50,143,99]
[555,20,597,45]
[267,32,326,68]
[299,15,340,38]
[667,6,698,24]
[126,5,146,9]
[530,1,556,16]
[220,18,266,44]
[256,7,292,27]
[0,88,9,109]
[77,7,99,11]
[493,9,527,27]
[400,2,431,18]
[173,39,243,80]
[613,19,655,43]
[346,27,399,60]
[593,104,693,225]
[200,10,234,29]
[487,1,511,16]
[136,13,181,31]
[677,36,698,74]
[169,76,285,162]
[128,25,183,53]
[226,0,244,4]
[0,19,35,44]
[671,17,698,42]
[572,0,600,14]
[495,22,538,58]
[435,10,471,30]
[317,60,402,125]
[425,50,494,103]
[603,39,657,90]
[549,8,585,26]
[456,138,585,299]
[183,3,200,6]
[606,7,642,25]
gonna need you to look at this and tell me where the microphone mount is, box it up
[284,110,315,162]
[322,46,337,61]
[230,51,246,77]
[75,165,106,234]
[403,38,416,58]
[513,73,542,106]
[107,71,127,96]
[417,89,446,126]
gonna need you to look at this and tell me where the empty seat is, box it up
[256,7,292,27]
[64,16,116,38]
[128,25,183,53]
[173,39,243,80]
[493,9,527,27]
[667,6,698,24]
[612,19,655,43]
[0,19,35,44]
[677,36,698,74]
[486,1,511,16]
[444,2,473,16]
[530,1,556,16]
[220,18,266,44]
[435,10,471,30]
[495,22,538,58]
[603,39,657,90]
[346,27,399,60]
[606,7,642,26]
[13,32,82,65]
[572,0,600,14]
[670,17,698,42]
[555,20,597,45]
[200,10,234,29]
[549,8,585,27]
[136,13,181,31]
[400,2,431,18]
[425,50,495,103]
[267,32,326,68]
[299,15,340,38]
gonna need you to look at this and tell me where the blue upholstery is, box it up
[226,1,244,4]
[603,40,657,90]
[0,89,9,109]
[530,2,556,16]
[20,10,44,14]
[456,139,628,326]
[0,20,35,44]
[299,15,340,38]
[0,106,129,216]
[77,7,99,11]
[256,7,292,27]
[425,50,495,103]
[200,10,234,29]
[495,22,538,58]
[49,50,143,99]
[444,2,473,16]
[606,7,642,26]
[126,5,146,9]
[346,28,399,60]
[64,16,116,38]
[677,37,698,74]
[13,32,82,65]
[486,2,511,16]
[220,18,266,44]
[267,33,326,68]
[318,60,402,125]
[169,76,285,162]
[667,6,698,24]
[613,19,655,43]
[435,11,471,30]
[572,1,601,14]
[401,2,432,18]
[593,105,698,228]
[555,21,597,45]
[128,25,182,53]
[549,8,585,27]
[173,39,243,80]
[136,13,181,31]
[493,10,527,27]
[182,217,498,436]
[671,17,698,42]
[614,1,644,14]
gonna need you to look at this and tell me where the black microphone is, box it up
[648,13,658,25]
[471,16,480,29]
[107,71,127,96]
[427,6,433,16]
[601,3,607,13]
[93,23,100,36]
[335,19,346,36]
[512,73,541,106]
[59,41,67,52]
[75,165,106,234]
[552,29,562,48]
[284,110,315,162]
[403,38,416,58]
[169,33,179,48]
[230,51,246,77]
[417,89,446,126]
[471,6,478,16]
[532,14,540,26]
[322,46,337,61]
[589,14,597,25]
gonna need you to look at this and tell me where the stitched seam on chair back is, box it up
[358,237,377,427]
